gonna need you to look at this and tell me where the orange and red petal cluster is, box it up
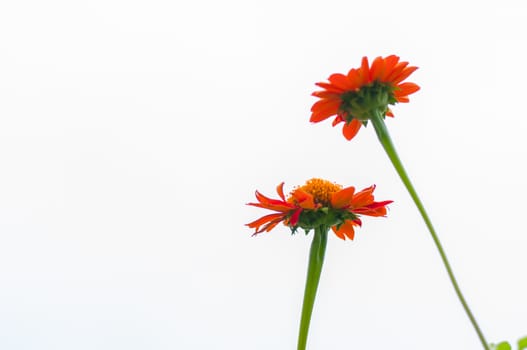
[331,220,361,241]
[331,184,392,216]
[246,182,296,234]
[246,183,319,235]
[247,182,392,241]
[329,185,393,240]
[310,55,420,140]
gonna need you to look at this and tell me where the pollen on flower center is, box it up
[290,178,342,206]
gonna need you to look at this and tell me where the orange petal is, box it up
[392,66,418,85]
[312,90,341,99]
[331,226,346,240]
[276,182,286,201]
[260,219,282,233]
[356,58,370,85]
[292,189,317,209]
[354,206,386,217]
[332,220,356,240]
[342,119,362,140]
[379,55,400,81]
[346,68,361,88]
[369,56,385,81]
[328,73,355,90]
[351,185,375,208]
[246,213,286,232]
[354,200,393,217]
[331,186,356,209]
[395,82,420,96]
[385,61,409,83]
[310,98,341,123]
[361,56,370,76]
[315,82,345,93]
[311,97,340,112]
[247,201,294,213]
[332,115,344,127]
[251,191,295,212]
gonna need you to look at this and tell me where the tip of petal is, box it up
[342,119,362,140]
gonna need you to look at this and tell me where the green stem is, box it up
[369,111,490,350]
[297,225,329,350]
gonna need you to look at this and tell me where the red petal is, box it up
[289,208,302,226]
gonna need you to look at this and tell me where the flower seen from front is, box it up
[246,178,392,240]
[310,55,420,140]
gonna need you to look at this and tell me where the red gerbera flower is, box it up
[246,178,393,240]
[310,55,420,140]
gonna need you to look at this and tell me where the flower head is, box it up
[246,178,393,240]
[310,55,420,140]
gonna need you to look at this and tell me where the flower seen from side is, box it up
[310,55,420,140]
[246,178,393,240]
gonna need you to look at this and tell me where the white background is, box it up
[1,0,526,349]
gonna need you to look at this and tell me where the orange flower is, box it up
[246,178,393,240]
[310,55,420,140]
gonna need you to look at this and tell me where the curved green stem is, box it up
[369,111,490,350]
[297,226,328,350]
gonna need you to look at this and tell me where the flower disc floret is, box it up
[289,178,342,206]
[247,178,393,240]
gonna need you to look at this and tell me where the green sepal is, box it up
[339,81,396,122]
[289,207,358,236]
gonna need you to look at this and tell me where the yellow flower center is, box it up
[291,178,342,206]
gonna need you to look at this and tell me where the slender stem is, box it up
[369,111,490,350]
[297,226,329,350]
